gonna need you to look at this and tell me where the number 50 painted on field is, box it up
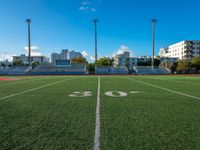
[69,91,128,97]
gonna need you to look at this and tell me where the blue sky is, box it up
[0,0,200,62]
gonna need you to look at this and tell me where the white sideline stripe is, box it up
[142,76,200,86]
[94,76,101,150]
[122,77,200,101]
[0,78,73,101]
[0,77,48,87]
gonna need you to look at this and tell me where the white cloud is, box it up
[113,45,133,57]
[24,45,42,56]
[90,56,95,62]
[79,0,98,12]
[91,8,97,12]
[0,52,16,61]
[81,51,89,57]
[79,6,89,11]
[82,1,91,5]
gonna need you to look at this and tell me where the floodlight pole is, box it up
[26,19,31,66]
[151,19,157,69]
[93,18,98,66]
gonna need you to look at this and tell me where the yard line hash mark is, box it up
[94,76,101,150]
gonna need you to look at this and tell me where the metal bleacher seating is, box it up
[31,63,87,75]
[95,66,128,75]
[0,66,31,75]
[134,66,170,75]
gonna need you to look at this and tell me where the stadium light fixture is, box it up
[26,19,31,66]
[93,18,98,66]
[151,18,157,69]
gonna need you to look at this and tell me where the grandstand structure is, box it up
[0,66,32,75]
[95,66,128,75]
[133,66,170,75]
[94,66,170,75]
[0,63,87,75]
[0,64,170,75]
[31,63,87,75]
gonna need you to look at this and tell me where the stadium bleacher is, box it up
[134,66,170,75]
[0,66,31,75]
[0,64,170,75]
[31,63,87,75]
[95,66,128,75]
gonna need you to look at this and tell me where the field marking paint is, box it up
[94,76,101,150]
[105,91,127,97]
[69,91,92,97]
[122,77,200,101]
[141,76,200,86]
[0,77,49,87]
[0,78,73,101]
[130,91,143,94]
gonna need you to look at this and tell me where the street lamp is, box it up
[151,18,157,69]
[93,18,98,66]
[26,19,31,66]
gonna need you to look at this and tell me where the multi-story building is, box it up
[114,51,137,69]
[137,56,152,65]
[51,53,62,64]
[69,51,82,59]
[51,49,83,66]
[13,54,49,64]
[159,40,200,59]
[60,49,69,59]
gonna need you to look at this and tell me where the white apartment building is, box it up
[159,40,200,59]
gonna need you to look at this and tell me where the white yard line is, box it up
[141,76,200,86]
[122,77,200,101]
[0,77,49,87]
[94,76,101,150]
[0,78,73,101]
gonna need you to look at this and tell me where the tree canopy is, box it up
[13,60,24,66]
[72,57,87,64]
[176,59,191,73]
[192,56,200,71]
[97,57,114,67]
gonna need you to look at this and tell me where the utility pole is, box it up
[93,18,98,66]
[26,19,31,66]
[151,19,157,69]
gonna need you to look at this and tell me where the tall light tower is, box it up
[26,19,31,66]
[93,18,98,65]
[151,19,157,69]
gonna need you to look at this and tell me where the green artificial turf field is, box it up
[0,75,200,149]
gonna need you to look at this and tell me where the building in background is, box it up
[0,59,11,66]
[13,54,49,65]
[160,57,178,63]
[137,56,152,65]
[69,51,82,59]
[159,40,200,59]
[114,51,137,70]
[51,49,83,66]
